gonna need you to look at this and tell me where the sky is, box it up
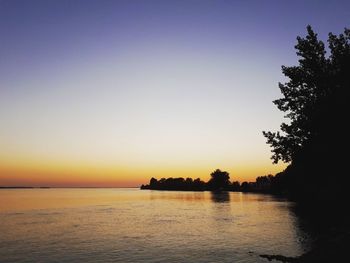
[1,0,349,187]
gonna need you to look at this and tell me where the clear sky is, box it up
[1,0,349,187]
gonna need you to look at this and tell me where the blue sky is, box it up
[1,0,349,186]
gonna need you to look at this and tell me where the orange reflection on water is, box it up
[0,188,310,263]
[0,188,143,212]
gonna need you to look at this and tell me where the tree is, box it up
[207,169,230,190]
[263,25,350,164]
[150,177,158,187]
[263,26,350,200]
[231,181,241,191]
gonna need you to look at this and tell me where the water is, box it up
[0,188,310,262]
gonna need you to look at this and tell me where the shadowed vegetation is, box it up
[141,169,241,191]
[141,169,277,193]
[263,25,350,204]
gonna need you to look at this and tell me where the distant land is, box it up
[140,169,286,195]
[0,186,140,189]
[0,186,41,189]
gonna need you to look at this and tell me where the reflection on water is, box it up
[210,191,230,203]
[0,189,311,263]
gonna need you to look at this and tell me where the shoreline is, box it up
[260,226,350,262]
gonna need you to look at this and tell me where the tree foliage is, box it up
[263,25,350,164]
[207,169,230,190]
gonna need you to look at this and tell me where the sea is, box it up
[0,188,311,262]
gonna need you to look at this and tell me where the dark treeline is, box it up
[140,169,239,191]
[140,169,283,193]
[141,177,206,191]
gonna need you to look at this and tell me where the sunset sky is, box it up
[1,0,349,187]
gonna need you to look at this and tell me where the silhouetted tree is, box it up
[150,177,158,187]
[207,169,230,190]
[241,182,249,192]
[256,175,272,191]
[231,181,241,191]
[264,26,350,163]
[263,26,350,201]
[193,178,206,190]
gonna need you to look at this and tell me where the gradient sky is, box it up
[1,0,349,187]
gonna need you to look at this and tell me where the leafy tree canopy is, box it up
[263,25,350,164]
[208,169,230,190]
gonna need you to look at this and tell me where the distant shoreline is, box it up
[0,186,139,189]
[0,186,40,189]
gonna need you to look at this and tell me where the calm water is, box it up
[0,189,310,262]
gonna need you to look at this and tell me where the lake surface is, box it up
[0,188,311,262]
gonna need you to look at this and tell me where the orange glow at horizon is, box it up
[0,39,289,188]
[0,157,287,187]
